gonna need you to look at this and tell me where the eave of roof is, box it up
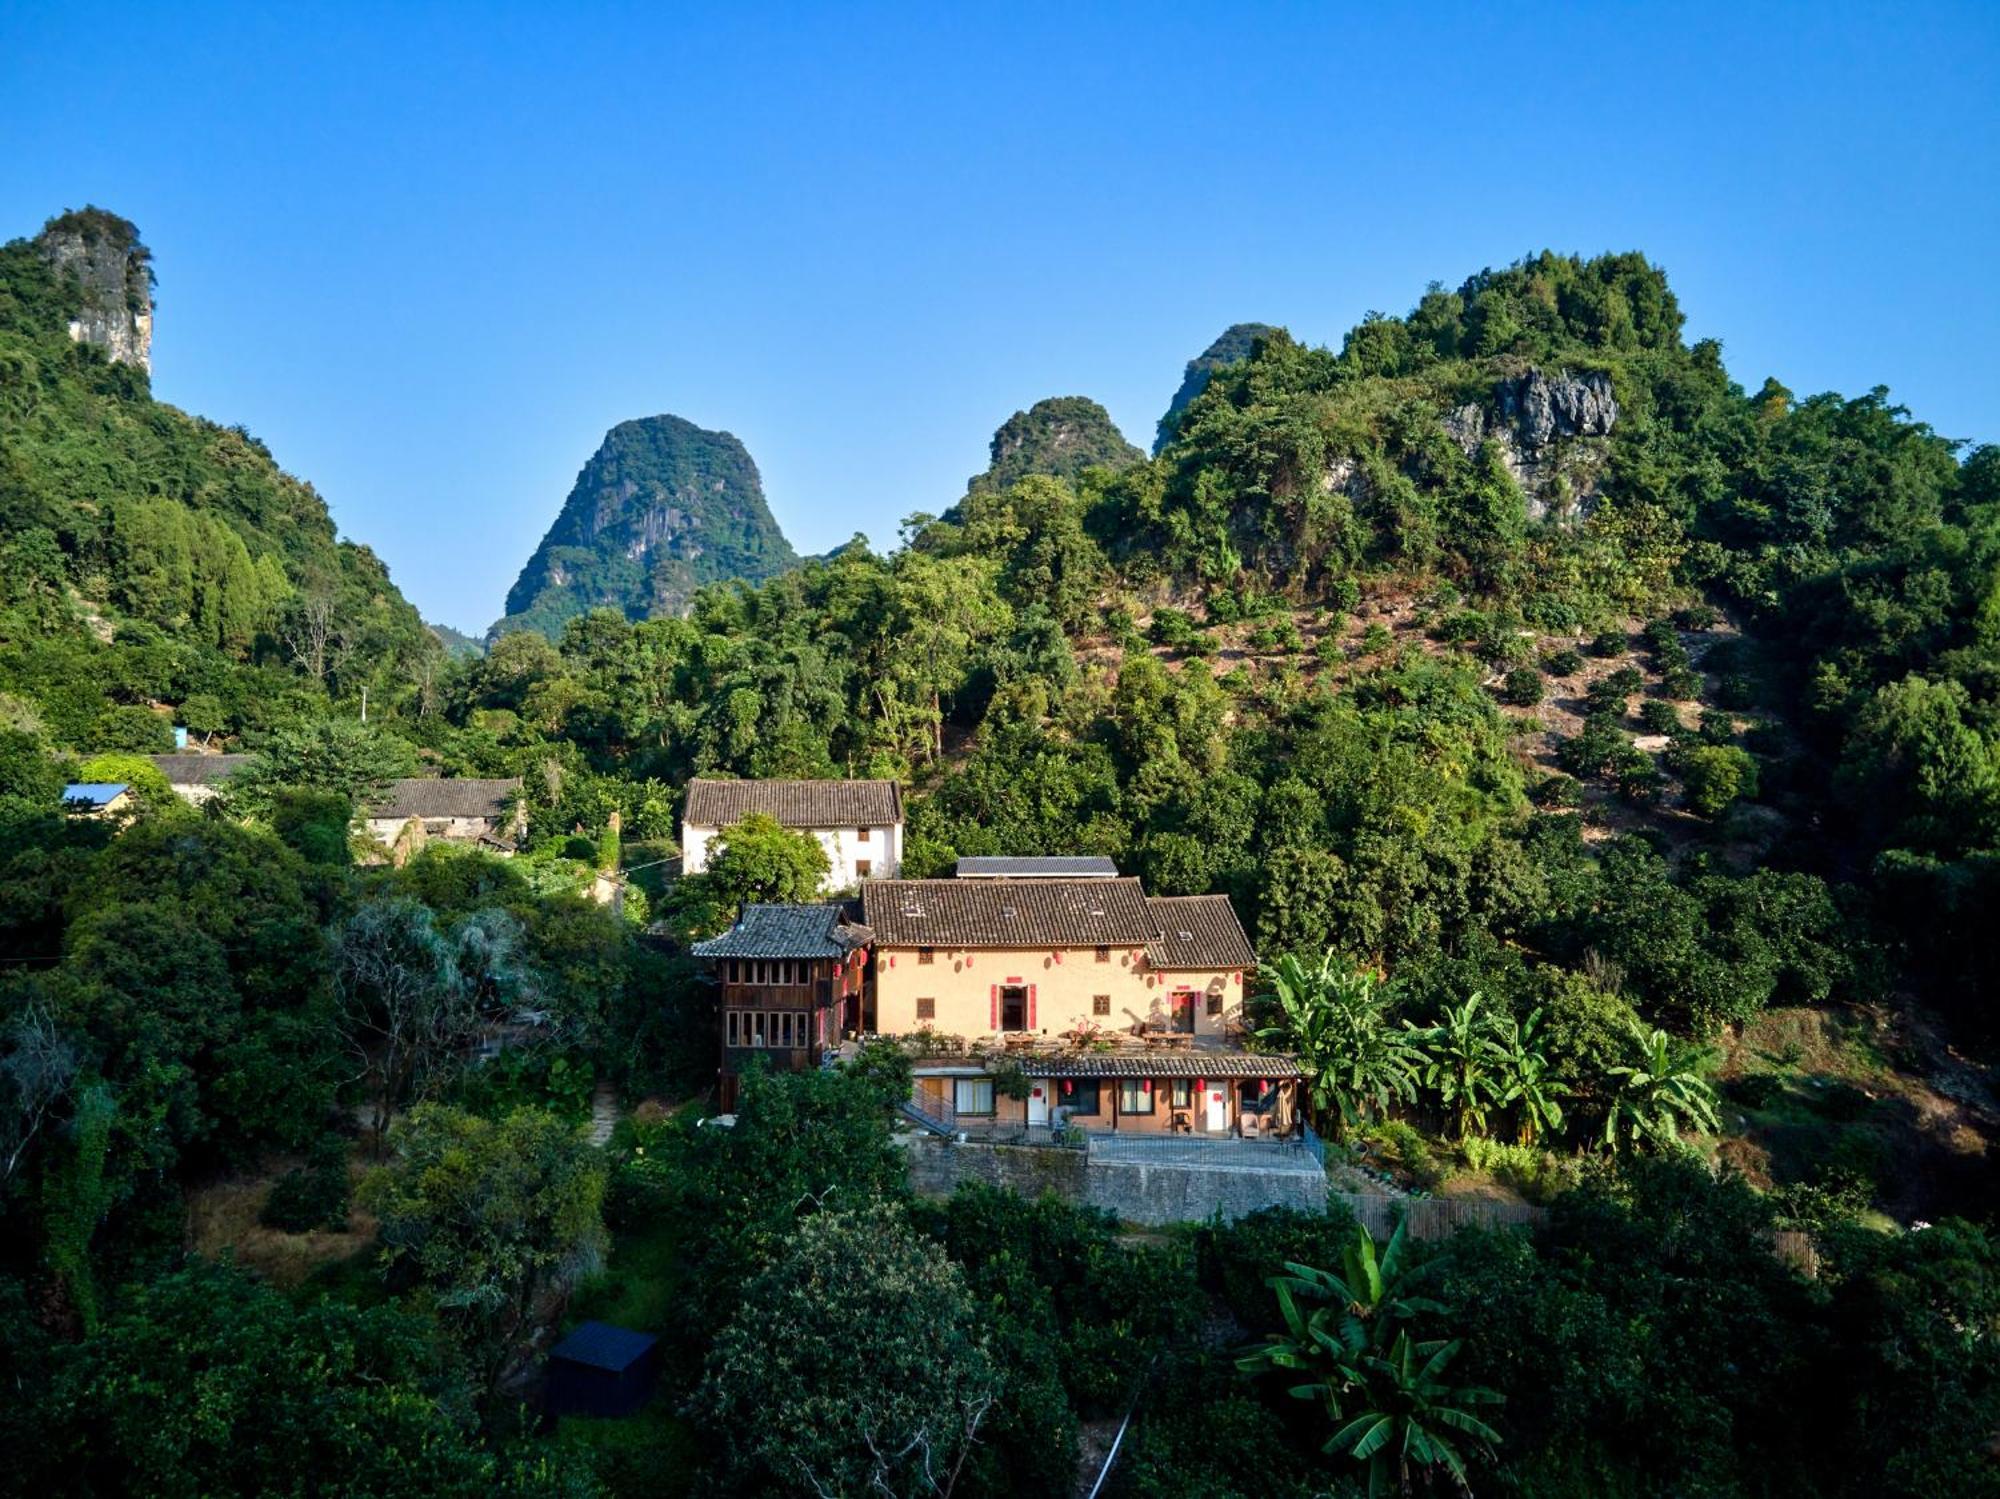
[1015,1052,1302,1079]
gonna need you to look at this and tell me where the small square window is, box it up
[918,948,935,965]
[916,996,936,1021]
[856,859,872,879]
[1206,991,1224,1017]
[1094,946,1111,964]
[1118,1079,1156,1115]
[856,827,870,842]
[726,1011,740,1046]
[1171,1080,1192,1108]
[1092,994,1111,1016]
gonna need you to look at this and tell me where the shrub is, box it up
[1329,578,1362,612]
[1557,715,1631,778]
[1361,623,1394,655]
[1500,666,1545,707]
[1662,667,1703,701]
[1697,709,1736,744]
[1607,665,1644,695]
[1585,677,1633,717]
[1716,673,1758,710]
[1638,700,1682,735]
[1150,607,1198,649]
[1535,774,1582,808]
[1544,647,1584,677]
[1361,1120,1444,1191]
[259,1136,350,1233]
[1617,760,1666,806]
[1674,602,1721,631]
[1196,1205,1362,1329]
[1459,1137,1581,1205]
[1679,744,1760,817]
[1589,628,1626,658]
[90,705,174,753]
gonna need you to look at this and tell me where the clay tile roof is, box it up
[1016,1052,1301,1079]
[369,778,521,821]
[148,753,254,784]
[691,903,872,960]
[862,877,1157,949]
[1144,895,1257,971]
[955,855,1119,879]
[683,778,902,829]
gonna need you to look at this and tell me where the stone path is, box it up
[588,1082,619,1147]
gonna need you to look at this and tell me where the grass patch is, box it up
[186,1159,378,1291]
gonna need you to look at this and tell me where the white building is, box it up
[150,753,255,804]
[363,778,525,853]
[681,779,903,891]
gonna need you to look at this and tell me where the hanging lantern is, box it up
[1141,1078,1152,1094]
[1234,970,1244,986]
[1053,950,1063,964]
[1259,1078,1270,1092]
[1194,1077,1205,1092]
[1062,1079,1073,1095]
[889,954,896,969]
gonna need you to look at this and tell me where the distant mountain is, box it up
[494,415,798,640]
[968,396,1144,494]
[428,622,485,659]
[1155,322,1277,452]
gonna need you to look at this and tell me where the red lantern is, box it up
[1141,1078,1152,1094]
[889,954,896,968]
[966,955,973,968]
[1259,1078,1270,1092]
[1062,1079,1073,1095]
[1194,1077,1205,1092]
[1234,971,1244,986]
[1053,950,1063,964]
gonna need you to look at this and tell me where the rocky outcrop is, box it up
[35,207,153,372]
[1156,322,1277,453]
[494,415,798,640]
[969,396,1144,494]
[1444,369,1618,520]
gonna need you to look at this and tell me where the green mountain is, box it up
[967,395,1143,494]
[0,208,432,745]
[1154,321,1277,452]
[494,414,798,640]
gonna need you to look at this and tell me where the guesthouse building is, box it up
[681,778,902,891]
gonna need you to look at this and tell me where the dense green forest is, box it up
[2,216,1997,1496]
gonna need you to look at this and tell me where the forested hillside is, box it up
[3,239,1998,1498]
[0,210,436,745]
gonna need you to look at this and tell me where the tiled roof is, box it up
[368,778,521,821]
[149,753,254,784]
[1016,1052,1302,1079]
[683,778,902,829]
[62,782,128,806]
[691,903,872,960]
[956,855,1119,879]
[1144,895,1257,971]
[863,877,1156,948]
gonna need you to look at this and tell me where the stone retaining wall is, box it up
[902,1136,1325,1225]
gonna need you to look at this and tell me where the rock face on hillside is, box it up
[35,207,153,372]
[1155,322,1277,452]
[1443,369,1619,520]
[969,396,1144,494]
[495,415,798,640]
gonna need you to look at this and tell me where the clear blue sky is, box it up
[3,3,1997,632]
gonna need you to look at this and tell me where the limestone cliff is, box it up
[1443,368,1619,520]
[35,207,153,373]
[494,415,798,639]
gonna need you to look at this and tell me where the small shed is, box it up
[544,1320,660,1418]
[62,782,132,815]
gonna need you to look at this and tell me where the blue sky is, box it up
[3,3,1997,632]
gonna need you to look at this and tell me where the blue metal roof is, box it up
[549,1320,657,1372]
[62,783,129,807]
